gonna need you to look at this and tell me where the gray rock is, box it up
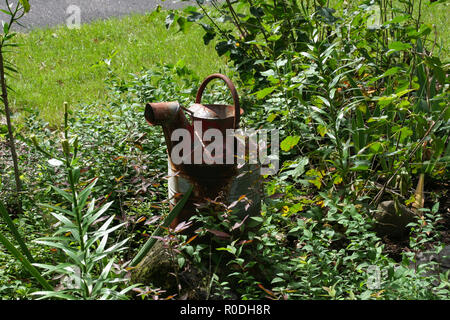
[437,245,450,269]
[130,241,209,299]
[131,241,179,290]
[373,200,417,239]
[408,245,450,287]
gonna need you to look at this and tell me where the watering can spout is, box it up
[145,101,190,154]
[145,101,185,125]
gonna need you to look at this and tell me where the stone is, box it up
[131,241,179,290]
[373,200,417,239]
[408,245,450,283]
[130,241,209,299]
[437,245,450,270]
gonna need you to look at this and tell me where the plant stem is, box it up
[63,142,86,254]
[196,0,228,39]
[69,169,85,253]
[0,201,34,262]
[0,1,24,200]
[0,50,22,195]
[130,185,193,267]
[225,0,247,40]
[370,106,448,205]
[417,0,422,31]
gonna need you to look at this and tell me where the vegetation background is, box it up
[0,0,449,300]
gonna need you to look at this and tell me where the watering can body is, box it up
[145,74,261,229]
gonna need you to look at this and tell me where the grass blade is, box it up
[0,201,34,262]
[0,232,53,291]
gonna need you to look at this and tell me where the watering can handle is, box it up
[195,73,241,129]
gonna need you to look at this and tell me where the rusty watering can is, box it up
[145,74,260,229]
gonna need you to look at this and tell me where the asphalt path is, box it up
[0,0,193,31]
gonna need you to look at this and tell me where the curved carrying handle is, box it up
[195,73,240,129]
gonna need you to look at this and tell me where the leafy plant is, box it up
[29,107,136,299]
[1,0,448,299]
[0,0,30,199]
[0,229,53,291]
[0,201,33,262]
[130,185,193,267]
[153,0,449,300]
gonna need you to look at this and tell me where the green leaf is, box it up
[96,233,109,254]
[280,136,301,152]
[72,167,81,185]
[178,256,186,269]
[250,6,264,17]
[83,201,114,228]
[387,42,412,54]
[187,12,203,22]
[49,212,76,228]
[3,22,9,34]
[398,127,413,142]
[350,160,370,171]
[317,124,327,137]
[260,69,275,77]
[383,15,410,25]
[254,86,276,100]
[203,31,216,45]
[267,34,281,42]
[376,95,396,108]
[267,113,278,123]
[32,262,75,276]
[215,41,230,56]
[92,238,128,262]
[314,95,331,108]
[33,291,76,300]
[0,202,34,262]
[19,0,30,13]
[176,16,187,33]
[369,142,383,153]
[165,13,175,29]
[99,259,114,280]
[383,67,401,77]
[285,157,309,178]
[130,185,193,267]
[78,178,97,209]
[0,232,53,291]
[40,204,74,217]
[0,9,12,16]
[300,51,317,61]
[368,67,401,85]
[51,186,73,203]
[97,215,116,233]
[276,59,288,68]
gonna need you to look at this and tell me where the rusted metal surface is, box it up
[145,101,190,156]
[145,73,260,229]
[145,101,181,125]
[195,73,241,129]
[168,162,261,227]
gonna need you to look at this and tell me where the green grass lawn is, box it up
[8,11,227,126]
[420,4,450,55]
